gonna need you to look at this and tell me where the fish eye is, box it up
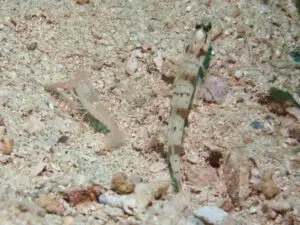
[195,21,203,30]
[195,20,211,32]
[203,21,212,32]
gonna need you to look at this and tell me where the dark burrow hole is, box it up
[206,151,223,168]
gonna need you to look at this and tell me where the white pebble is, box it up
[194,206,228,225]
[125,55,138,75]
[234,70,242,78]
[153,54,164,72]
[150,162,168,173]
[249,207,257,214]
[186,5,192,12]
[273,49,281,58]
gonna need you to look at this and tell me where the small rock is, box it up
[273,49,281,59]
[231,7,241,18]
[0,136,13,155]
[26,42,38,51]
[234,70,242,78]
[65,184,102,206]
[290,155,300,169]
[134,50,143,58]
[274,214,284,224]
[24,116,44,134]
[134,180,169,205]
[255,171,279,199]
[250,121,264,129]
[76,0,89,4]
[227,53,237,64]
[99,190,143,215]
[186,166,218,188]
[62,216,74,225]
[151,180,169,199]
[140,43,153,53]
[16,200,46,217]
[236,25,246,38]
[269,200,291,213]
[103,206,124,217]
[203,141,225,153]
[280,127,290,137]
[249,207,257,214]
[153,54,164,72]
[111,172,135,194]
[91,62,104,71]
[149,161,168,173]
[244,137,254,144]
[251,168,260,178]
[38,194,63,215]
[266,209,277,220]
[186,5,192,12]
[194,206,228,225]
[91,209,109,222]
[125,55,138,75]
[221,199,234,212]
[187,152,201,164]
[132,136,146,151]
[197,76,228,104]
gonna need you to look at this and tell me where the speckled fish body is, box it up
[168,20,212,191]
